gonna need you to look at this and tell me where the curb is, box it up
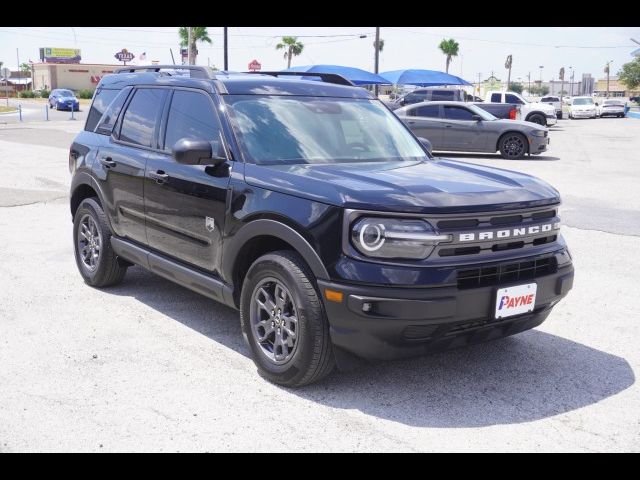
[627,111,640,119]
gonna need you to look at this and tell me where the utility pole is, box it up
[560,67,565,100]
[605,60,612,98]
[528,71,531,95]
[477,72,482,98]
[505,54,512,89]
[374,26,380,97]
[16,48,20,97]
[187,27,193,65]
[223,27,228,71]
[569,66,574,97]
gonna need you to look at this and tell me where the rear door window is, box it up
[94,88,131,136]
[491,93,502,102]
[430,90,456,101]
[412,105,440,118]
[118,88,167,148]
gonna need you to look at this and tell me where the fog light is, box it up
[362,302,372,312]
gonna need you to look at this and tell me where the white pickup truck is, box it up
[485,91,557,126]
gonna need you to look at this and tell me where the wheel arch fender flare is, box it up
[70,172,113,230]
[497,130,529,152]
[525,110,545,121]
[223,219,330,283]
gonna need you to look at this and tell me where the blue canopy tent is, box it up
[282,65,390,85]
[380,69,472,87]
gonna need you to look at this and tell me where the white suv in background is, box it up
[568,96,597,119]
[541,95,563,119]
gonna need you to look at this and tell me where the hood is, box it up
[530,101,555,113]
[492,118,546,131]
[244,159,560,214]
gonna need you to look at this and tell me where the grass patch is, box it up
[0,106,17,114]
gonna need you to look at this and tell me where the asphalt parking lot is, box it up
[0,116,639,452]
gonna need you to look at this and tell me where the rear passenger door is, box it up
[91,87,167,245]
[403,104,444,149]
[144,88,230,275]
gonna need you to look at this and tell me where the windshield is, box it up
[225,95,429,165]
[58,90,75,97]
[466,103,498,121]
[573,98,594,105]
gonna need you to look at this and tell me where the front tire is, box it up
[240,251,335,387]
[499,132,528,159]
[73,197,127,287]
[528,113,546,126]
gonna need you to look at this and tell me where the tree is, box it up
[374,38,385,53]
[179,27,212,65]
[529,84,549,96]
[508,82,523,94]
[438,38,459,74]
[276,36,304,69]
[618,57,640,90]
[20,62,31,73]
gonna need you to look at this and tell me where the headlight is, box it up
[351,217,451,259]
[531,130,546,137]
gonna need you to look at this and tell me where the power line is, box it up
[385,27,636,49]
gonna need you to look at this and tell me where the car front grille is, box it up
[431,207,560,259]
[457,256,557,289]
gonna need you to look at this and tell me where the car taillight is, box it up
[509,107,517,120]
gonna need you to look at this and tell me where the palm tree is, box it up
[276,37,304,69]
[179,27,212,65]
[373,39,385,52]
[438,38,460,74]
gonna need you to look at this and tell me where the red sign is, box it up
[248,59,262,71]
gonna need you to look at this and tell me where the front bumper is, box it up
[571,110,596,118]
[318,262,573,362]
[545,114,557,125]
[57,101,79,111]
[529,135,549,154]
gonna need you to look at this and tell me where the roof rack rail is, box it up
[115,65,213,79]
[246,71,354,86]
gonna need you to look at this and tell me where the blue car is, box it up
[48,89,80,111]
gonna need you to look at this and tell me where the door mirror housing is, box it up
[417,137,432,155]
[172,138,226,166]
[471,114,483,122]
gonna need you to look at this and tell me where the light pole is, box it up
[187,27,192,65]
[223,27,228,71]
[569,66,574,96]
[374,26,380,97]
[477,72,482,98]
[605,60,613,98]
[527,72,531,95]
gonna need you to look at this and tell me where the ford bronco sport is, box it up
[69,66,574,387]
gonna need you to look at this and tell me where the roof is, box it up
[97,70,372,98]
[0,77,32,85]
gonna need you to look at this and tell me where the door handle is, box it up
[445,124,453,128]
[100,157,116,168]
[149,170,169,184]
[407,120,416,124]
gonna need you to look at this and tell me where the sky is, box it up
[0,27,638,83]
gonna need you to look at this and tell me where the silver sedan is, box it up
[395,101,550,159]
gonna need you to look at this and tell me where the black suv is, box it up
[69,66,574,387]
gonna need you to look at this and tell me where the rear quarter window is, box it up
[85,88,120,132]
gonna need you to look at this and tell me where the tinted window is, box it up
[119,89,166,147]
[443,106,475,120]
[505,94,524,104]
[491,93,502,102]
[164,90,221,151]
[430,90,456,101]
[404,92,427,104]
[412,105,440,118]
[94,88,130,136]
[85,89,120,132]
[541,97,558,102]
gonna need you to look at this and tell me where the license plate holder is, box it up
[495,283,537,319]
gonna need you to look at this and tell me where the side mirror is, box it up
[172,138,226,166]
[418,137,432,155]
[595,102,599,106]
[471,114,482,122]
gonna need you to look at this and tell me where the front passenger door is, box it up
[144,89,231,275]
[441,105,487,151]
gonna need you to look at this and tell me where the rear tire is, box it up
[73,197,127,288]
[240,250,335,387]
[499,132,528,159]
[528,113,546,126]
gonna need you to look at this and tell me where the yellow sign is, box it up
[44,48,80,58]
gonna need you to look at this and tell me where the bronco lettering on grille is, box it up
[459,222,560,242]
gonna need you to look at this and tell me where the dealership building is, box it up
[31,63,120,91]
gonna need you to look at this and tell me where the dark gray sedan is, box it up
[395,101,550,159]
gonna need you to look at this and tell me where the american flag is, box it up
[139,52,147,61]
